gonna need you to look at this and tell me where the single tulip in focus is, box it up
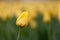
[16,11,29,28]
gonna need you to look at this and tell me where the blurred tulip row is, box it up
[0,2,60,21]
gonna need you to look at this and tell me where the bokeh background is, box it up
[0,0,60,40]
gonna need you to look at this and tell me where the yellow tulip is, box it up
[57,3,60,21]
[16,11,29,28]
[47,3,57,17]
[30,20,37,29]
[43,11,51,23]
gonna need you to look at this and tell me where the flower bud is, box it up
[16,11,29,28]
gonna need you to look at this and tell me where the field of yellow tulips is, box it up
[0,1,60,40]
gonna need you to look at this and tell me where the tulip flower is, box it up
[16,11,30,28]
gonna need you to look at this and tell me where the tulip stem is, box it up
[17,27,20,40]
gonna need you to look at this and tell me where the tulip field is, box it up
[0,1,60,40]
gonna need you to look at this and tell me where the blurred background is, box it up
[0,0,60,40]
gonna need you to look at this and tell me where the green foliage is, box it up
[0,15,60,40]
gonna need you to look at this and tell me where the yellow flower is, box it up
[57,3,60,21]
[30,20,37,29]
[47,3,57,17]
[43,11,51,23]
[16,11,29,28]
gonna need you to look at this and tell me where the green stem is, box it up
[17,28,20,40]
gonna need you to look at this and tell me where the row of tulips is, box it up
[0,2,60,21]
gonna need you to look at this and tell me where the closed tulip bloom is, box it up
[43,11,51,23]
[16,11,29,28]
